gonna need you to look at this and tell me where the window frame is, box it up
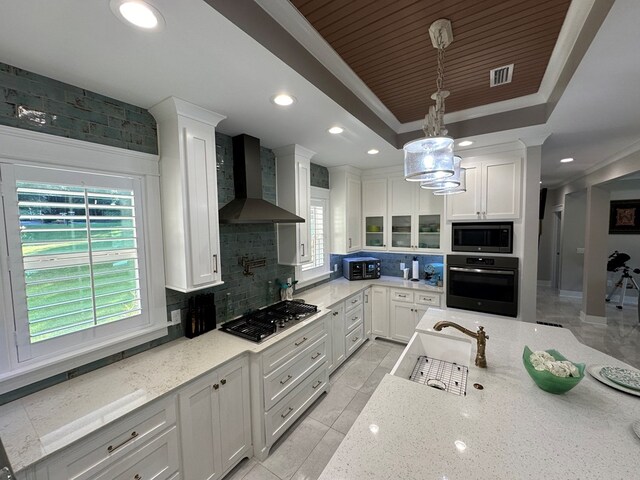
[297,186,331,287]
[0,125,167,394]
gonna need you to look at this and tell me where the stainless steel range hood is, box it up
[218,134,304,224]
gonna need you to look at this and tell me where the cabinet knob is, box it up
[220,378,227,385]
[213,383,219,390]
[134,475,142,480]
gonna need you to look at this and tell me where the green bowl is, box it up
[522,345,585,394]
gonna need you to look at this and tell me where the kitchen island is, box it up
[319,308,640,479]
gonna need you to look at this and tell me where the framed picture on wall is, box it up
[609,199,640,234]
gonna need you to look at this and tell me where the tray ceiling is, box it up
[291,0,572,123]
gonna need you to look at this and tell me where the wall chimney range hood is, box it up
[218,134,304,224]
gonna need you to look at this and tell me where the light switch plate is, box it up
[170,309,182,325]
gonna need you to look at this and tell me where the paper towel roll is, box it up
[412,260,419,281]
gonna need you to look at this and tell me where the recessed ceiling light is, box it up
[271,94,295,106]
[328,126,344,134]
[560,157,574,163]
[110,1,165,30]
[458,140,473,147]
[367,149,379,155]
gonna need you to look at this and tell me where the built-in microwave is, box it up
[451,222,513,253]
[343,257,381,281]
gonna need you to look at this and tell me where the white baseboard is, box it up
[559,290,583,298]
[580,311,607,325]
[537,280,551,287]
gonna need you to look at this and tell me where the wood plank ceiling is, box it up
[291,0,572,124]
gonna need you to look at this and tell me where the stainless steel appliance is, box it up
[220,301,318,342]
[451,222,513,253]
[446,255,519,317]
[343,257,381,281]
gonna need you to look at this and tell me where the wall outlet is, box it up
[576,247,585,254]
[334,263,338,272]
[287,277,292,285]
[400,262,406,271]
[170,309,182,326]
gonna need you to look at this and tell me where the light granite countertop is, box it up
[319,308,640,479]
[0,275,438,472]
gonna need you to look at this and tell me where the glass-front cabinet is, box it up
[391,215,412,248]
[365,215,385,248]
[417,214,441,249]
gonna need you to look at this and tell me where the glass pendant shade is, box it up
[403,136,454,182]
[434,166,467,195]
[421,156,462,189]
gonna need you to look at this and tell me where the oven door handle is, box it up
[449,266,515,276]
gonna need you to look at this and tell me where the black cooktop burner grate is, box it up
[220,301,318,342]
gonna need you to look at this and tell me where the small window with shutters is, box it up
[1,164,150,363]
[300,190,330,282]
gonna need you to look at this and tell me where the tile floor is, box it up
[225,288,640,480]
[224,338,406,480]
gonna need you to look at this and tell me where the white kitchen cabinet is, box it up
[389,301,416,342]
[362,178,387,249]
[388,177,443,251]
[35,395,178,480]
[370,285,389,338]
[329,166,362,254]
[150,97,225,292]
[344,292,365,359]
[363,287,372,338]
[446,156,521,221]
[178,355,251,480]
[274,144,316,265]
[328,302,345,374]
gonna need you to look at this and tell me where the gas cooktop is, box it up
[220,300,318,343]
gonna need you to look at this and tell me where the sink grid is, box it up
[409,356,468,396]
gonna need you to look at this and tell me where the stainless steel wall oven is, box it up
[446,255,519,317]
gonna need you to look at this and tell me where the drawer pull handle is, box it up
[107,431,138,453]
[295,337,308,346]
[351,316,359,322]
[352,336,359,343]
[134,475,142,480]
[311,352,321,360]
[398,294,406,298]
[213,383,220,390]
[332,311,339,316]
[351,299,358,304]
[280,374,293,385]
[281,406,294,419]
[220,378,227,385]
[312,380,322,389]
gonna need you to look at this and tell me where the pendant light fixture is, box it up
[433,166,467,195]
[403,19,456,182]
[420,156,462,189]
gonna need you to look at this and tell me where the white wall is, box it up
[537,188,563,283]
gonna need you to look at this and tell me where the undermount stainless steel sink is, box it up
[390,330,472,396]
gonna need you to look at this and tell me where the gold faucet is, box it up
[433,321,489,368]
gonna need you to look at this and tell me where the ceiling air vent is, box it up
[490,64,514,87]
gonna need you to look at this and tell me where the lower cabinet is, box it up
[251,315,330,461]
[363,287,372,338]
[328,302,345,374]
[179,355,251,480]
[33,395,179,480]
[371,286,390,338]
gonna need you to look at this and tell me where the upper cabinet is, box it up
[274,145,316,265]
[330,167,362,254]
[362,178,387,250]
[388,177,443,251]
[150,97,225,292]
[446,156,522,221]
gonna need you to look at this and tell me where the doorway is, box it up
[551,210,562,289]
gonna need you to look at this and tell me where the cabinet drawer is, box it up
[94,426,180,480]
[346,323,365,357]
[416,292,440,307]
[345,292,363,311]
[264,335,327,410]
[265,365,328,444]
[390,289,414,303]
[345,304,364,334]
[262,318,327,375]
[44,396,176,480]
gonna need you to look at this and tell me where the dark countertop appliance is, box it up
[447,255,519,317]
[220,300,318,343]
[343,257,381,281]
[451,222,513,253]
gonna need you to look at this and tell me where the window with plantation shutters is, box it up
[300,192,330,282]
[2,164,150,362]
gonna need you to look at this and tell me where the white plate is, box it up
[587,365,640,397]
[601,366,640,391]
